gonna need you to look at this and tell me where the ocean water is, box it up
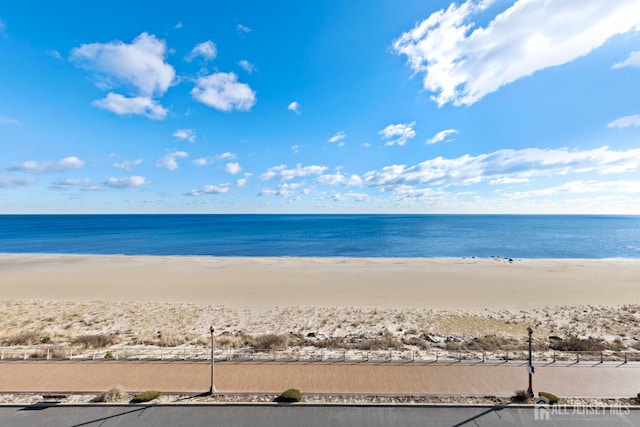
[0,214,639,258]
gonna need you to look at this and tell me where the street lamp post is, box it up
[209,324,216,395]
[527,327,534,398]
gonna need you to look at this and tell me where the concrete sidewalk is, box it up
[1,361,638,397]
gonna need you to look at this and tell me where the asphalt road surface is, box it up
[2,404,639,427]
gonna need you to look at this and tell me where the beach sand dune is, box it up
[0,255,639,351]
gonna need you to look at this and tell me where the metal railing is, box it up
[1,345,638,364]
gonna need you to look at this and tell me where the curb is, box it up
[1,402,640,409]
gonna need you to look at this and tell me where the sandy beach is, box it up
[1,254,639,310]
[1,254,639,351]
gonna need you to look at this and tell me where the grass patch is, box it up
[402,337,430,350]
[93,387,130,403]
[158,334,187,347]
[549,337,604,352]
[275,388,302,403]
[511,390,530,403]
[71,334,119,349]
[131,390,161,403]
[2,332,41,346]
[354,331,403,351]
[445,335,521,351]
[538,391,559,404]
[254,334,289,351]
[605,338,625,351]
[303,336,351,349]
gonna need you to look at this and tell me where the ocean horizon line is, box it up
[1,213,639,217]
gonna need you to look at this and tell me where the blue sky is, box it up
[1,0,640,214]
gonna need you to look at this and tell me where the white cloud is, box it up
[185,183,231,196]
[236,173,251,187]
[216,152,237,160]
[258,182,303,198]
[175,22,183,29]
[237,24,251,33]
[225,162,242,175]
[607,115,640,128]
[92,93,168,120]
[105,175,147,189]
[288,101,301,115]
[316,172,363,187]
[0,177,35,189]
[612,51,640,69]
[426,128,458,144]
[363,146,640,189]
[260,164,328,181]
[201,184,231,194]
[345,174,364,186]
[48,50,62,60]
[317,172,346,186]
[239,60,255,73]
[0,115,21,126]
[156,151,188,170]
[394,0,640,106]
[186,40,217,62]
[192,158,209,166]
[328,131,346,147]
[172,128,196,142]
[391,185,446,199]
[362,142,372,148]
[258,188,276,196]
[511,180,640,199]
[193,152,237,166]
[191,72,256,112]
[379,122,416,146]
[49,178,91,191]
[291,145,300,154]
[8,156,84,174]
[489,177,531,185]
[71,32,175,97]
[332,192,369,202]
[113,158,143,171]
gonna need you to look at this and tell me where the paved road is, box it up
[1,404,638,427]
[1,361,639,397]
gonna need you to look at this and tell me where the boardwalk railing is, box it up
[1,346,638,364]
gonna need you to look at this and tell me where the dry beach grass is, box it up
[1,300,639,353]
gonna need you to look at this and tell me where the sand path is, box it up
[0,361,638,397]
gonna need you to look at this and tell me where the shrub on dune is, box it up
[92,387,130,403]
[71,334,119,349]
[131,390,161,403]
[275,389,302,403]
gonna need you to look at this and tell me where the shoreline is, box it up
[2,252,640,259]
